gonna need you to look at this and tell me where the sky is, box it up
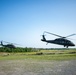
[0,0,76,48]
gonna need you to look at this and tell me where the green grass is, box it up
[0,50,76,61]
[0,54,76,61]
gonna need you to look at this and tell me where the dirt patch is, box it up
[0,59,76,75]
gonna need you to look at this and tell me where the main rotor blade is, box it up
[2,41,21,45]
[44,31,63,37]
[0,40,10,44]
[65,34,76,38]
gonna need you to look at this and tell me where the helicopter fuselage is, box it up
[1,41,16,48]
[41,31,76,48]
[3,44,16,48]
[41,38,75,48]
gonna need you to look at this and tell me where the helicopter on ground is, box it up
[41,31,76,48]
[0,41,16,48]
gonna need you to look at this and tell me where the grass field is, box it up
[0,49,76,60]
[0,50,76,75]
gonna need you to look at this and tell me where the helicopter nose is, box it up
[72,43,75,46]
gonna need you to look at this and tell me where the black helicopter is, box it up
[41,31,76,48]
[0,41,16,48]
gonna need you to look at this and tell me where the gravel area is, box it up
[0,59,76,75]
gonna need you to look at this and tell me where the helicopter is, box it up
[0,41,16,48]
[41,31,76,48]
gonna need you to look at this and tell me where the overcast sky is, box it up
[0,0,76,48]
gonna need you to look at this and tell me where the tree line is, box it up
[0,47,37,52]
[0,47,76,52]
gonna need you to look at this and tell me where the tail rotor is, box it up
[41,35,46,41]
[0,41,3,46]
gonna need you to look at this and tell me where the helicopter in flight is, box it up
[41,31,76,48]
[0,41,16,48]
